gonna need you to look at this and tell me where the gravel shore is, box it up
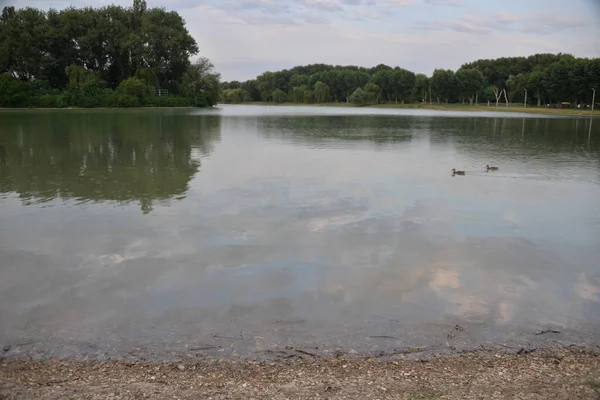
[1,347,599,399]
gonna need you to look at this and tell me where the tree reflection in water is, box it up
[0,110,221,214]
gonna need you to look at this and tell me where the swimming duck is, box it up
[485,164,499,171]
[451,168,465,176]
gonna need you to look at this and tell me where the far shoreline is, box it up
[0,101,600,118]
[0,106,200,111]
[228,102,600,117]
[1,103,597,118]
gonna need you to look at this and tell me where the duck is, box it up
[485,164,499,171]
[451,168,465,176]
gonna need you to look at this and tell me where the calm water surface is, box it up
[1,105,599,359]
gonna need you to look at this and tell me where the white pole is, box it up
[524,89,527,108]
[592,88,596,113]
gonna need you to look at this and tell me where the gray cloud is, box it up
[302,13,332,24]
[240,14,297,26]
[240,12,331,26]
[386,0,413,5]
[189,0,338,27]
[413,12,589,35]
[518,13,588,35]
[423,0,463,6]
[341,0,376,5]
[208,0,291,14]
[353,8,381,19]
[294,0,344,12]
[1,0,130,7]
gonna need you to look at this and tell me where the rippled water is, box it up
[1,106,599,359]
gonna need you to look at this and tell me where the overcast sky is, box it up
[2,0,600,81]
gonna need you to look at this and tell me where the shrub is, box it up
[147,96,191,107]
[0,74,29,107]
[116,94,139,108]
[34,94,61,108]
[117,78,149,104]
[349,87,375,105]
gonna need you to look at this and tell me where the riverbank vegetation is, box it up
[222,54,599,111]
[0,1,221,108]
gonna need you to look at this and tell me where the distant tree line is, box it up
[222,54,600,108]
[0,1,221,108]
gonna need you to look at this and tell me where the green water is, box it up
[1,106,599,359]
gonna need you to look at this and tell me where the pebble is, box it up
[2,345,10,352]
[178,364,185,371]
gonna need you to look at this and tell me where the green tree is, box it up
[290,74,310,88]
[339,70,370,102]
[141,7,198,87]
[431,69,455,103]
[393,68,416,103]
[313,81,330,103]
[527,70,545,106]
[135,67,158,91]
[222,88,250,103]
[349,87,370,105]
[454,69,485,104]
[506,73,528,103]
[271,88,287,103]
[1,7,48,80]
[0,1,218,108]
[290,86,306,103]
[363,82,381,103]
[181,57,221,107]
[256,71,276,102]
[117,77,149,106]
[303,87,313,104]
[0,74,31,107]
[414,73,429,102]
[371,70,393,102]
[65,65,102,90]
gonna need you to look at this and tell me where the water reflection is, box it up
[1,106,600,359]
[426,116,600,153]
[259,115,415,146]
[0,110,221,213]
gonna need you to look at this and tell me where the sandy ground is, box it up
[1,347,599,400]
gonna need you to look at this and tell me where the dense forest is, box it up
[2,0,598,110]
[222,54,600,108]
[0,1,221,108]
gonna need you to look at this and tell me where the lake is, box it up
[1,105,599,360]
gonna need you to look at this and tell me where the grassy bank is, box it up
[236,102,599,117]
[1,347,598,399]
